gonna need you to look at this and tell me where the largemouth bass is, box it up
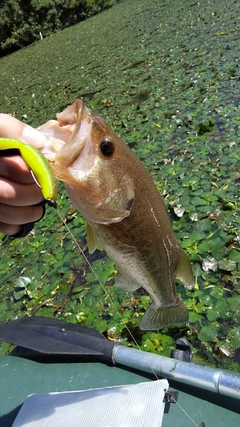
[39,99,194,330]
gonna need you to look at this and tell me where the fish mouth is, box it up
[54,101,93,170]
[38,100,91,167]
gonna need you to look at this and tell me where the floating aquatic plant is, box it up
[0,0,239,369]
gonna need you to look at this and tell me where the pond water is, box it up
[0,0,239,370]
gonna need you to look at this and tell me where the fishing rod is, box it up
[0,316,239,400]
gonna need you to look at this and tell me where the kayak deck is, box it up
[0,355,239,427]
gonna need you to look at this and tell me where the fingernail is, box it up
[22,125,46,148]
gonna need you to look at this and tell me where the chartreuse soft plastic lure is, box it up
[0,138,57,207]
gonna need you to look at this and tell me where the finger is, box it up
[0,222,22,236]
[0,203,44,225]
[0,179,43,206]
[0,114,46,148]
[0,155,35,184]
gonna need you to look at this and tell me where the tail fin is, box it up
[140,299,188,330]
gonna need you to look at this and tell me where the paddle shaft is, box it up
[113,345,240,399]
[1,317,239,399]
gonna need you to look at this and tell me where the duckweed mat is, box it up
[0,0,239,370]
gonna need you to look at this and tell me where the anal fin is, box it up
[176,247,194,290]
[115,271,140,291]
[86,223,99,254]
[105,223,136,248]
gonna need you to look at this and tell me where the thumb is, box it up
[0,114,46,149]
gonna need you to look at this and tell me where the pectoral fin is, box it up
[86,223,99,254]
[104,223,136,248]
[176,247,194,290]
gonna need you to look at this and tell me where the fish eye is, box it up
[100,140,114,156]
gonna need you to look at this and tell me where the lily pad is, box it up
[227,328,240,348]
[198,325,218,342]
[206,307,220,322]
[218,259,236,272]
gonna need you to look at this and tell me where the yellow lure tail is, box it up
[0,138,57,206]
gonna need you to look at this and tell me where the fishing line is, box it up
[56,209,146,356]
[56,208,199,427]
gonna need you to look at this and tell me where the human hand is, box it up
[0,114,47,237]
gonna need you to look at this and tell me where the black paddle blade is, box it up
[0,317,117,362]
